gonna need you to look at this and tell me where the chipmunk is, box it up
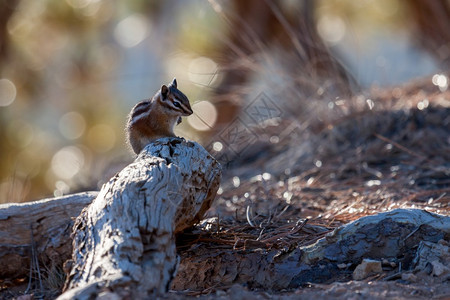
[126,78,193,154]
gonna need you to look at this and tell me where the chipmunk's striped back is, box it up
[128,100,152,127]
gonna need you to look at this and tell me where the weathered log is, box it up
[172,209,450,290]
[58,137,221,299]
[0,192,98,279]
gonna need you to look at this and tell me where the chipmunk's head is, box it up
[158,78,193,117]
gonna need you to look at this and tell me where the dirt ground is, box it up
[168,280,450,299]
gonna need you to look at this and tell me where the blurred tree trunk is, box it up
[0,0,19,63]
[211,0,355,127]
[408,0,450,67]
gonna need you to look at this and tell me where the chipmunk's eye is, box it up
[173,101,181,108]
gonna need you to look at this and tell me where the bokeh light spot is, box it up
[188,56,218,86]
[212,141,223,152]
[232,176,240,188]
[217,187,223,195]
[51,146,85,179]
[417,99,429,110]
[262,173,271,181]
[269,136,279,144]
[432,74,448,92]
[59,111,86,140]
[0,79,17,107]
[317,15,346,46]
[54,180,70,197]
[187,101,217,131]
[366,99,375,110]
[114,14,149,48]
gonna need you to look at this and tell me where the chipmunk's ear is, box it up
[161,85,169,99]
[171,78,177,88]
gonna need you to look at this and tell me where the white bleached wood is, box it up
[59,137,221,299]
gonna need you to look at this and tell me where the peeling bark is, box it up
[58,138,221,299]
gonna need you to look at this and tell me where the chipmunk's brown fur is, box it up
[126,78,193,154]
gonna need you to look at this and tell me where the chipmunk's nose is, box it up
[184,105,193,116]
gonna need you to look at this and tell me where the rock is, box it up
[353,259,382,280]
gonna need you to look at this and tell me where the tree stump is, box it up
[59,138,221,299]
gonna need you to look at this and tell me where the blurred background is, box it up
[0,0,449,203]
